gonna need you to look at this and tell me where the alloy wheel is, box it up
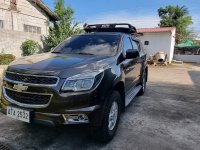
[108,101,118,131]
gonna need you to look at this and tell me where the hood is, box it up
[8,53,115,78]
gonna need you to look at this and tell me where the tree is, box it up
[158,5,193,43]
[45,0,83,52]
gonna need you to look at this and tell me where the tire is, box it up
[90,91,121,143]
[137,71,147,96]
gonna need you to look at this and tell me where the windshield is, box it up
[52,34,121,56]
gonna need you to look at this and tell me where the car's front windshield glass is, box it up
[52,34,121,56]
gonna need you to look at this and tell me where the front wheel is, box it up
[90,91,121,143]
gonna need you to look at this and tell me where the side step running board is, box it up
[125,85,142,107]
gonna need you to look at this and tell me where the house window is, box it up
[144,41,149,45]
[10,0,17,10]
[24,25,41,34]
[0,20,3,29]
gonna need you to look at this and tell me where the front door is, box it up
[121,36,137,93]
[130,39,143,84]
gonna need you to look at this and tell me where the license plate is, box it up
[7,106,30,123]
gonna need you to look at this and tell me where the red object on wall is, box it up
[194,40,200,45]
[10,0,17,10]
[137,27,176,33]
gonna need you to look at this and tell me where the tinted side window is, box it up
[123,36,133,52]
[131,40,139,51]
[139,41,145,52]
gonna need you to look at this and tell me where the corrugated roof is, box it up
[137,27,176,33]
[31,0,58,21]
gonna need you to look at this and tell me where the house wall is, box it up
[0,0,50,58]
[174,55,200,63]
[0,0,49,34]
[0,29,44,57]
[138,31,176,63]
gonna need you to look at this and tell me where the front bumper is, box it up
[0,84,104,126]
[0,71,107,127]
[0,103,102,126]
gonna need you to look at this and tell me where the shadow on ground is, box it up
[188,70,200,87]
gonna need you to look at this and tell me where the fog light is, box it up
[63,114,89,124]
[78,114,87,120]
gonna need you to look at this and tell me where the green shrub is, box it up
[21,40,38,56]
[0,54,15,65]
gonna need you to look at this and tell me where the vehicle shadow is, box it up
[188,70,200,88]
[13,123,104,150]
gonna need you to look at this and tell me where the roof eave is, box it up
[139,31,173,34]
[32,0,58,21]
[137,27,176,34]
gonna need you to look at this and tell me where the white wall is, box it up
[169,29,176,62]
[174,55,200,63]
[139,31,176,63]
[0,0,49,35]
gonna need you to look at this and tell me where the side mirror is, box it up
[126,49,139,59]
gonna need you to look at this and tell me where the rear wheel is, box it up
[90,91,121,143]
[138,71,147,96]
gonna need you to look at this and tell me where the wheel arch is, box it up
[112,81,125,112]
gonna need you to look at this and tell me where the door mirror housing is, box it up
[126,49,139,59]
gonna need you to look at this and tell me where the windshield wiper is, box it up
[52,51,94,55]
[51,51,61,54]
[71,52,94,55]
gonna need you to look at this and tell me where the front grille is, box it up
[5,72,58,85]
[5,88,51,105]
[0,143,10,150]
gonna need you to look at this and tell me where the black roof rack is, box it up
[84,23,137,35]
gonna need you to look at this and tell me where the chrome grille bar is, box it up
[2,86,53,108]
[4,71,59,87]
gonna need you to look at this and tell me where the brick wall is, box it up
[0,0,51,58]
[0,29,44,58]
[0,0,49,34]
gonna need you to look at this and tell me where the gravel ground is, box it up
[0,63,200,150]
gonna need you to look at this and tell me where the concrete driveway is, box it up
[0,63,200,150]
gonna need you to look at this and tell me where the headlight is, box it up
[61,70,104,92]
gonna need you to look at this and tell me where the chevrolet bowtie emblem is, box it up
[13,84,28,92]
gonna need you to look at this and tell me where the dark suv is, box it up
[0,23,148,142]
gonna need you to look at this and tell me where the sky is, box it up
[43,0,200,33]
